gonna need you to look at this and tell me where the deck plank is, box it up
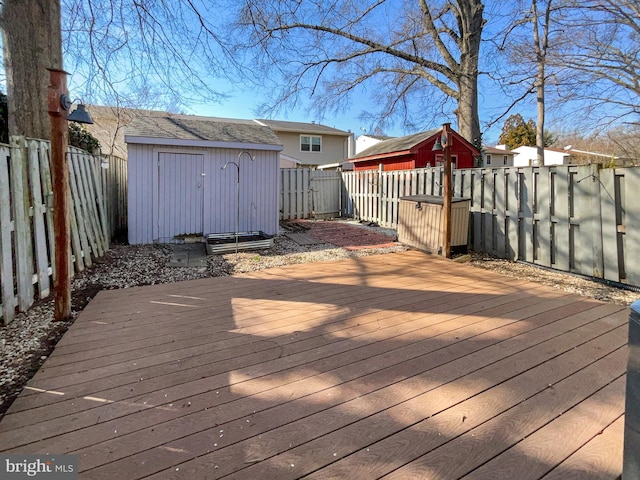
[540,416,624,480]
[0,251,628,480]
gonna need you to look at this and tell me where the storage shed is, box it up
[125,115,282,244]
[349,127,480,171]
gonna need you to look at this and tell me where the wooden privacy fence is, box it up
[0,137,127,324]
[280,168,344,220]
[343,165,640,288]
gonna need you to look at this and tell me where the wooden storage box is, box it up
[397,195,470,254]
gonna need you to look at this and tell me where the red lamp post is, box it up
[47,69,93,320]
[47,68,72,320]
[432,122,453,258]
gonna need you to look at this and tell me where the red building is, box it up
[350,127,480,171]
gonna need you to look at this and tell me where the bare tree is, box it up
[1,0,233,140]
[61,0,230,110]
[1,0,63,138]
[531,0,551,165]
[557,0,639,125]
[235,0,485,144]
[485,0,570,164]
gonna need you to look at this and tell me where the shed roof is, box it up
[125,115,283,150]
[254,119,351,136]
[351,129,440,160]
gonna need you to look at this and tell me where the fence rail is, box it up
[343,165,640,288]
[0,136,127,324]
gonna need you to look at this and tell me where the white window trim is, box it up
[300,134,322,153]
[435,154,458,168]
[486,153,492,165]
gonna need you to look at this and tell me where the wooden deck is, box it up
[0,250,628,479]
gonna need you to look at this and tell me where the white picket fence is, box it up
[0,136,127,324]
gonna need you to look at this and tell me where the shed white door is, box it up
[157,152,205,241]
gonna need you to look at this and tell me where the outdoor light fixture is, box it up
[59,94,94,124]
[432,134,448,151]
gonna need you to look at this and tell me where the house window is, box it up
[486,154,492,165]
[503,155,508,165]
[435,155,458,168]
[301,135,321,152]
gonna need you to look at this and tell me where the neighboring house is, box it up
[254,119,354,168]
[355,134,394,154]
[511,145,619,166]
[349,127,480,171]
[484,145,516,167]
[512,146,570,166]
[125,115,282,244]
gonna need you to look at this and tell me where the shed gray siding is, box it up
[128,144,279,244]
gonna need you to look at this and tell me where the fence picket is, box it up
[624,169,640,286]
[600,168,619,282]
[27,140,51,298]
[0,145,16,323]
[504,168,518,260]
[10,137,34,311]
[68,157,89,271]
[536,167,552,267]
[494,169,506,258]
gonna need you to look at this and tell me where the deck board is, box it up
[0,250,629,479]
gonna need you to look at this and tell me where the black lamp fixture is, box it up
[432,133,447,151]
[60,94,94,124]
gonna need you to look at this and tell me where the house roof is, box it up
[484,146,516,155]
[351,129,441,160]
[254,119,351,136]
[125,115,283,150]
[359,134,395,141]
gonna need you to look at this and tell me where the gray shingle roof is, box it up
[126,115,282,146]
[255,119,350,136]
[484,146,516,155]
[352,129,440,159]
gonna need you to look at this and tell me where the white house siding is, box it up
[512,146,568,167]
[276,131,349,167]
[356,136,384,154]
[128,144,279,244]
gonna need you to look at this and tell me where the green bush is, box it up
[68,123,101,153]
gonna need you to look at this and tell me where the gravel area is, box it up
[1,219,637,419]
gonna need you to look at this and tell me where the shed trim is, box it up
[125,135,283,151]
[349,150,411,163]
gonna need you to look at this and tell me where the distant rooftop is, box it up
[254,119,351,136]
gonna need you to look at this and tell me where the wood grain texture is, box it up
[0,251,627,480]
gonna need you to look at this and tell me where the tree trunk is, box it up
[457,70,481,150]
[536,65,545,165]
[455,0,483,147]
[532,0,549,166]
[1,0,63,139]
